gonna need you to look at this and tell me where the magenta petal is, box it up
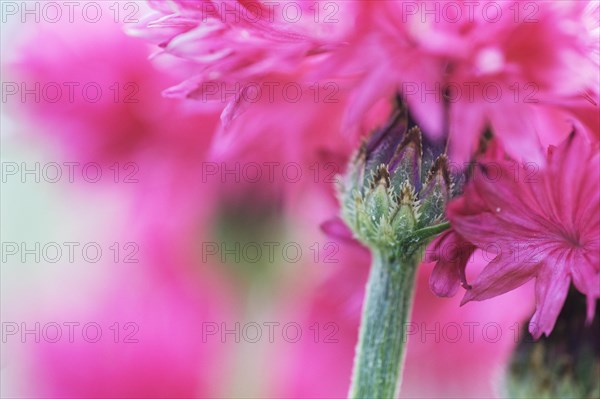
[448,101,486,165]
[430,263,460,297]
[586,296,597,324]
[405,90,444,140]
[489,100,545,166]
[529,260,572,339]
[461,252,539,305]
[550,133,587,227]
[220,87,252,127]
[448,211,534,250]
[470,162,551,232]
[570,254,600,300]
[428,231,475,297]
[320,217,357,244]
[163,76,204,99]
[342,66,394,131]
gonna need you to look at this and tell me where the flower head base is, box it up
[340,99,451,254]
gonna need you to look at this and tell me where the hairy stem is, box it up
[348,250,419,399]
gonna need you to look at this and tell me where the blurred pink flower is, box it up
[130,0,358,125]
[3,12,238,398]
[323,1,448,138]
[6,15,219,167]
[443,1,600,163]
[24,246,235,399]
[325,0,599,163]
[4,11,225,250]
[438,132,599,338]
[134,1,599,164]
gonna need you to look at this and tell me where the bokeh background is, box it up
[1,1,536,397]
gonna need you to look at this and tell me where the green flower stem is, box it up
[348,250,420,399]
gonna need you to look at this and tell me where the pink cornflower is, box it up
[5,13,219,169]
[443,0,600,163]
[134,1,599,165]
[130,0,357,124]
[431,132,600,338]
[327,0,599,163]
[23,254,234,399]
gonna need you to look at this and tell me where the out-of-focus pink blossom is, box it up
[6,16,219,167]
[436,132,599,338]
[128,1,371,205]
[321,0,597,162]
[130,0,358,125]
[442,0,600,163]
[3,13,237,398]
[4,12,225,252]
[21,242,235,399]
[134,1,599,164]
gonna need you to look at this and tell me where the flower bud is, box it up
[340,99,452,252]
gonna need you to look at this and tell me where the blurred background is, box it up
[1,1,535,398]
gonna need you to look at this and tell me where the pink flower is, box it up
[3,12,225,249]
[133,1,599,165]
[5,15,219,167]
[130,0,358,124]
[326,1,599,163]
[444,1,600,163]
[315,1,448,137]
[20,252,234,399]
[433,132,600,338]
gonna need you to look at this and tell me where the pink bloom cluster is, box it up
[129,0,356,126]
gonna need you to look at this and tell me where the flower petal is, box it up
[448,101,486,165]
[488,100,545,166]
[320,217,358,245]
[529,257,572,339]
[570,251,600,323]
[428,230,475,297]
[461,252,539,304]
